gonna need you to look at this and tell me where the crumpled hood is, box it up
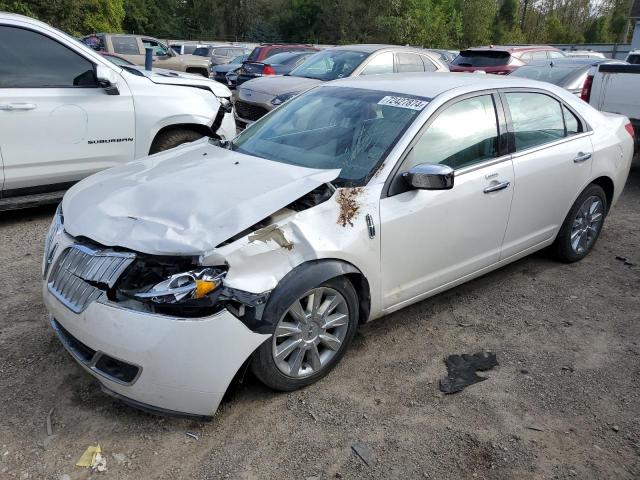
[130,67,232,97]
[240,75,322,96]
[62,140,340,256]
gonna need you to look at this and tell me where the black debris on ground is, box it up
[439,351,498,394]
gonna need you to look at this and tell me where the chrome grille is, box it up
[48,244,136,313]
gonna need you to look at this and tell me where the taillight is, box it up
[262,65,276,75]
[625,122,635,139]
[581,74,593,102]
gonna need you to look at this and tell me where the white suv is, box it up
[0,14,236,210]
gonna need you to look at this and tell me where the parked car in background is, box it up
[427,49,459,64]
[564,50,606,59]
[43,72,634,418]
[583,62,640,145]
[235,50,318,86]
[208,45,252,66]
[626,50,640,64]
[212,54,249,85]
[100,52,136,67]
[450,45,565,74]
[0,13,236,210]
[83,34,211,77]
[509,58,626,96]
[234,44,448,125]
[246,43,317,62]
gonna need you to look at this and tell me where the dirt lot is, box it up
[1,164,639,480]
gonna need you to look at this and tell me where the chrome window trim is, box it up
[454,153,514,177]
[509,131,594,159]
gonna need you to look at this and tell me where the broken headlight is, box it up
[133,267,225,304]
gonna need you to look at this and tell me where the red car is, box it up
[450,45,566,74]
[246,43,317,63]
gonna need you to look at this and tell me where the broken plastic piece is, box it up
[439,351,498,394]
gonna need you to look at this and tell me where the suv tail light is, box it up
[581,74,593,102]
[625,122,635,139]
[262,65,276,75]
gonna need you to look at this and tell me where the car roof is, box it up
[522,58,619,67]
[463,45,557,53]
[327,71,547,98]
[327,44,427,53]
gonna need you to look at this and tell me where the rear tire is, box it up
[552,184,607,262]
[251,276,359,391]
[149,129,203,154]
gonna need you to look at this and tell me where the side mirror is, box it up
[96,64,120,95]
[402,163,454,190]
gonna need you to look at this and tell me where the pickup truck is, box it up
[83,33,212,77]
[582,63,640,146]
[0,13,236,211]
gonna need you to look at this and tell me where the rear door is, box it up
[499,89,593,258]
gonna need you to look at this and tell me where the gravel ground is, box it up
[0,162,638,480]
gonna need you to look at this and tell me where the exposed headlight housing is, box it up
[271,91,299,106]
[218,96,232,113]
[133,267,225,304]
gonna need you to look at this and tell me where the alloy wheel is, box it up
[570,195,604,255]
[272,287,350,378]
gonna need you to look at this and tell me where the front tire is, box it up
[552,183,607,262]
[251,277,359,391]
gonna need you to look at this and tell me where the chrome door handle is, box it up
[573,152,592,163]
[0,103,37,111]
[484,181,510,194]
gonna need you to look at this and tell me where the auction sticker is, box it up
[378,96,428,110]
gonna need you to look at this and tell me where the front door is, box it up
[141,38,183,70]
[380,93,514,310]
[0,25,135,194]
[499,91,594,258]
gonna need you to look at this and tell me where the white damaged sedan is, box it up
[42,73,635,418]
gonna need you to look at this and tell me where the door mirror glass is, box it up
[402,163,454,190]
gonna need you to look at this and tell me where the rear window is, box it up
[111,36,139,55]
[247,47,261,62]
[452,50,511,67]
[193,47,211,56]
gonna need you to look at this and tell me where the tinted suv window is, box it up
[628,54,640,65]
[396,53,424,73]
[112,36,140,55]
[361,52,394,75]
[0,26,97,88]
[406,95,499,170]
[505,92,565,150]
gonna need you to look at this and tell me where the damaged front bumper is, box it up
[43,284,269,417]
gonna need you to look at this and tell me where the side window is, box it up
[183,45,197,55]
[361,52,394,75]
[405,95,499,171]
[520,53,532,62]
[420,55,438,72]
[549,51,565,59]
[142,39,168,56]
[505,92,565,150]
[0,26,97,88]
[215,48,229,56]
[112,36,140,55]
[531,51,548,60]
[396,53,424,73]
[563,105,582,135]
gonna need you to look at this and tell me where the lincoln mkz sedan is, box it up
[43,73,634,418]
